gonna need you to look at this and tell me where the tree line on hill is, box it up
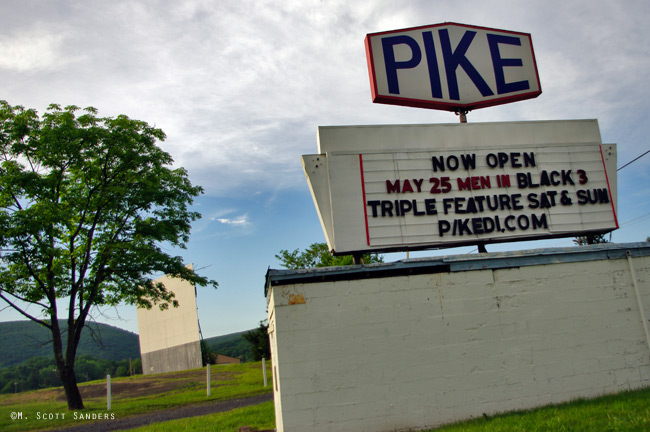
[0,321,140,369]
[0,320,268,394]
[0,355,142,394]
[202,322,271,364]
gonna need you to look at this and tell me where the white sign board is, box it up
[303,121,618,255]
[365,22,541,111]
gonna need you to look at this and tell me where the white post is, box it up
[262,358,268,387]
[106,375,111,411]
[207,364,211,396]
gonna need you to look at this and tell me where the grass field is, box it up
[425,387,650,431]
[148,386,648,432]
[2,362,650,431]
[0,361,272,432]
[126,401,275,432]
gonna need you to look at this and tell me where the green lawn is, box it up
[125,386,650,432]
[0,361,272,432]
[425,387,650,432]
[125,401,275,432]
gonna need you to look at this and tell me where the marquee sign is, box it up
[365,22,542,111]
[303,121,618,255]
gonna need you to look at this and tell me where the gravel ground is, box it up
[48,393,274,432]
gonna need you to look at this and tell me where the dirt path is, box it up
[48,393,274,432]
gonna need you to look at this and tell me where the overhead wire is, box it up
[617,149,650,171]
[620,211,650,228]
[615,148,650,235]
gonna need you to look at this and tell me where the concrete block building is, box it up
[266,243,650,431]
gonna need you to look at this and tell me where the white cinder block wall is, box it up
[266,243,650,432]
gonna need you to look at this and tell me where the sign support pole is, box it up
[456,109,469,124]
[456,109,487,253]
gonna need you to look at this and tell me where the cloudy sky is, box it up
[1,0,649,337]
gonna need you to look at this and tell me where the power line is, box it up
[618,149,650,171]
[620,211,650,228]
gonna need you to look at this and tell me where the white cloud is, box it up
[215,214,250,226]
[0,32,68,71]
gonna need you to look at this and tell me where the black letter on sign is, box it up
[439,29,494,100]
[382,35,422,95]
[422,31,443,99]
[487,34,530,94]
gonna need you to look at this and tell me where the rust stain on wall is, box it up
[288,293,306,305]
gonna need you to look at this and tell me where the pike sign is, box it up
[302,24,616,255]
[365,22,541,111]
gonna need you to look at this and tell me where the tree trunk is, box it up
[58,362,85,410]
[51,319,85,410]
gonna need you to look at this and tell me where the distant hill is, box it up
[1,320,257,367]
[0,320,140,368]
[204,330,255,362]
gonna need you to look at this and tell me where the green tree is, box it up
[573,233,610,245]
[275,242,383,269]
[200,339,214,366]
[39,365,60,388]
[74,355,104,382]
[243,320,271,361]
[130,357,142,375]
[0,101,217,409]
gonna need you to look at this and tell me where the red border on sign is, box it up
[364,35,381,106]
[358,154,371,246]
[599,144,620,229]
[364,22,542,112]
